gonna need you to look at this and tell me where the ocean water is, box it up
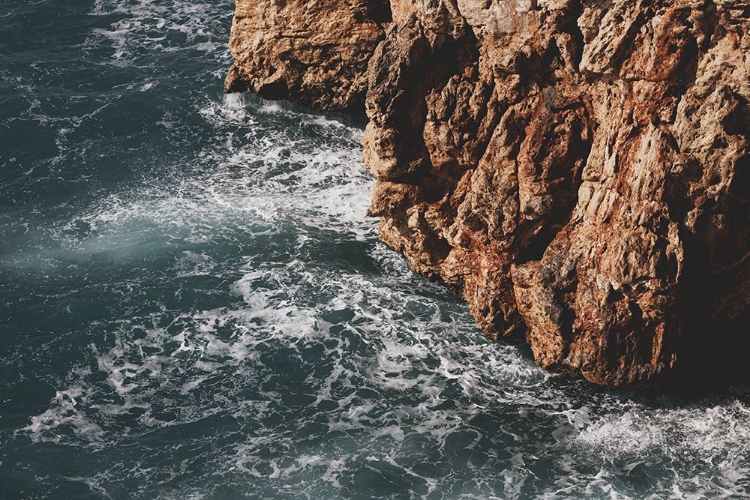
[1,1,749,498]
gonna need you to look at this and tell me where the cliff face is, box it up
[225,0,389,111]
[226,0,750,386]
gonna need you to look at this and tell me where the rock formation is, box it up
[226,0,750,387]
[225,0,390,111]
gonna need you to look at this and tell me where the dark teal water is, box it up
[1,1,750,498]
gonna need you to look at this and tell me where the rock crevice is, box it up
[226,0,750,386]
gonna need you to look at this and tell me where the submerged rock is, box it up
[226,0,750,387]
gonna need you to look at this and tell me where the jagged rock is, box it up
[226,0,750,386]
[225,0,390,112]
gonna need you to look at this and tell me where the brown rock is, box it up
[225,0,389,112]
[226,0,750,387]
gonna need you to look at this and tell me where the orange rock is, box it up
[227,0,750,387]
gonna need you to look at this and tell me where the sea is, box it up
[1,1,749,498]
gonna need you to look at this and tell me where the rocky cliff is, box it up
[226,0,750,387]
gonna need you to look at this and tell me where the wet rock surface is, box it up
[227,0,750,386]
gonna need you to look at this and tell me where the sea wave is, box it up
[4,0,750,498]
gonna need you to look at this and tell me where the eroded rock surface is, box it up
[227,0,750,386]
[225,0,390,111]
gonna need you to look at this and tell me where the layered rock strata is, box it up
[226,0,750,386]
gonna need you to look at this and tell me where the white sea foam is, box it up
[14,33,750,498]
[21,384,106,446]
[3,93,373,271]
[86,0,232,65]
